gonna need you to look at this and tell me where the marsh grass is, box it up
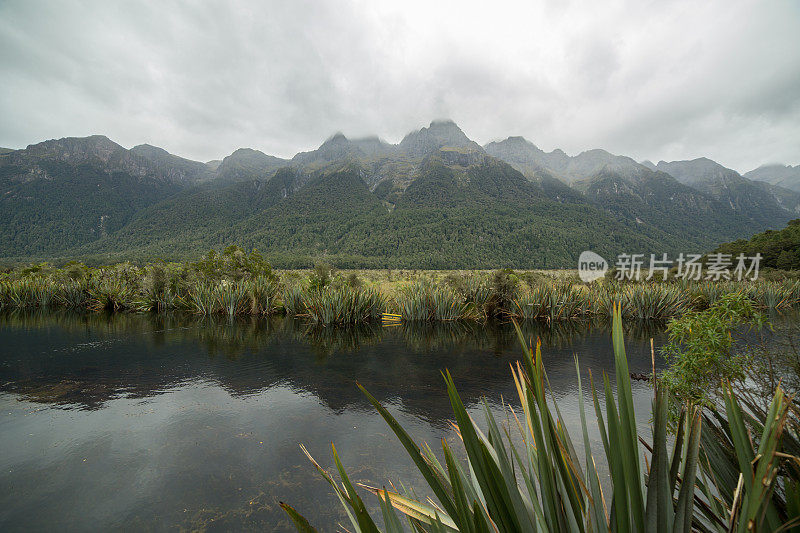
[621,283,691,319]
[248,277,280,315]
[281,286,306,316]
[511,282,588,321]
[87,279,137,312]
[0,261,797,324]
[303,285,387,325]
[394,281,474,321]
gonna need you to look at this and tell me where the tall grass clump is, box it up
[485,268,519,317]
[395,283,430,321]
[215,280,250,317]
[303,285,387,325]
[183,282,218,315]
[429,286,472,320]
[510,282,587,321]
[747,280,796,310]
[283,306,800,532]
[621,283,691,320]
[138,265,178,312]
[395,281,473,321]
[0,278,55,308]
[248,276,280,315]
[446,273,492,317]
[87,279,137,312]
[57,279,90,309]
[281,286,307,316]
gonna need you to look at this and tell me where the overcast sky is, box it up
[1,0,798,172]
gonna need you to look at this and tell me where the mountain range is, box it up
[1,120,797,268]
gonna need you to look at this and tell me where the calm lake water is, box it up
[0,312,669,531]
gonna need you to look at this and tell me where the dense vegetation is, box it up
[714,218,800,270]
[0,159,182,255]
[10,161,770,269]
[1,130,790,268]
[282,307,800,531]
[2,248,798,324]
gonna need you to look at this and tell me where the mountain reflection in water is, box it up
[0,310,666,531]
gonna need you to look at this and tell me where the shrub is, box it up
[661,292,766,406]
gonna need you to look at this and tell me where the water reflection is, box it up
[0,311,669,531]
[0,311,668,412]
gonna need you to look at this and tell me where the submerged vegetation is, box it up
[1,247,799,325]
[283,307,800,531]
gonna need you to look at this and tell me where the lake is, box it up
[0,311,668,531]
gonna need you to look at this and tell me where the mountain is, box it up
[215,148,287,182]
[130,143,215,183]
[398,119,482,158]
[78,153,722,268]
[1,122,793,267]
[483,136,568,181]
[292,132,368,167]
[575,166,749,249]
[653,158,793,228]
[0,136,190,256]
[714,219,800,270]
[752,181,800,215]
[745,164,800,193]
[484,137,641,183]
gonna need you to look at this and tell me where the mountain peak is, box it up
[744,163,800,193]
[655,158,739,185]
[22,134,124,164]
[131,143,170,158]
[324,132,348,144]
[229,147,268,158]
[398,120,480,157]
[429,118,457,127]
[216,147,287,182]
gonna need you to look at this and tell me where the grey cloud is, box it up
[0,0,798,173]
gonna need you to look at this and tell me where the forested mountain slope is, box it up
[1,121,795,268]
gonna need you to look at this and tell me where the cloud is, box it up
[0,0,798,172]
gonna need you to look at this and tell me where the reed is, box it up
[0,263,797,324]
[511,282,588,321]
[303,285,387,324]
[450,274,492,316]
[87,279,137,312]
[281,286,306,315]
[620,283,691,319]
[429,286,473,320]
[215,280,250,317]
[183,282,218,315]
[57,279,90,309]
[747,280,795,310]
[247,276,280,315]
[0,278,57,308]
[394,281,472,321]
[395,283,429,321]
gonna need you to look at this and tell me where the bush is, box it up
[661,292,766,406]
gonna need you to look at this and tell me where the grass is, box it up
[303,286,387,325]
[282,305,800,531]
[394,281,475,321]
[0,261,798,324]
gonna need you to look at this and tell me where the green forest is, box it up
[714,219,800,270]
